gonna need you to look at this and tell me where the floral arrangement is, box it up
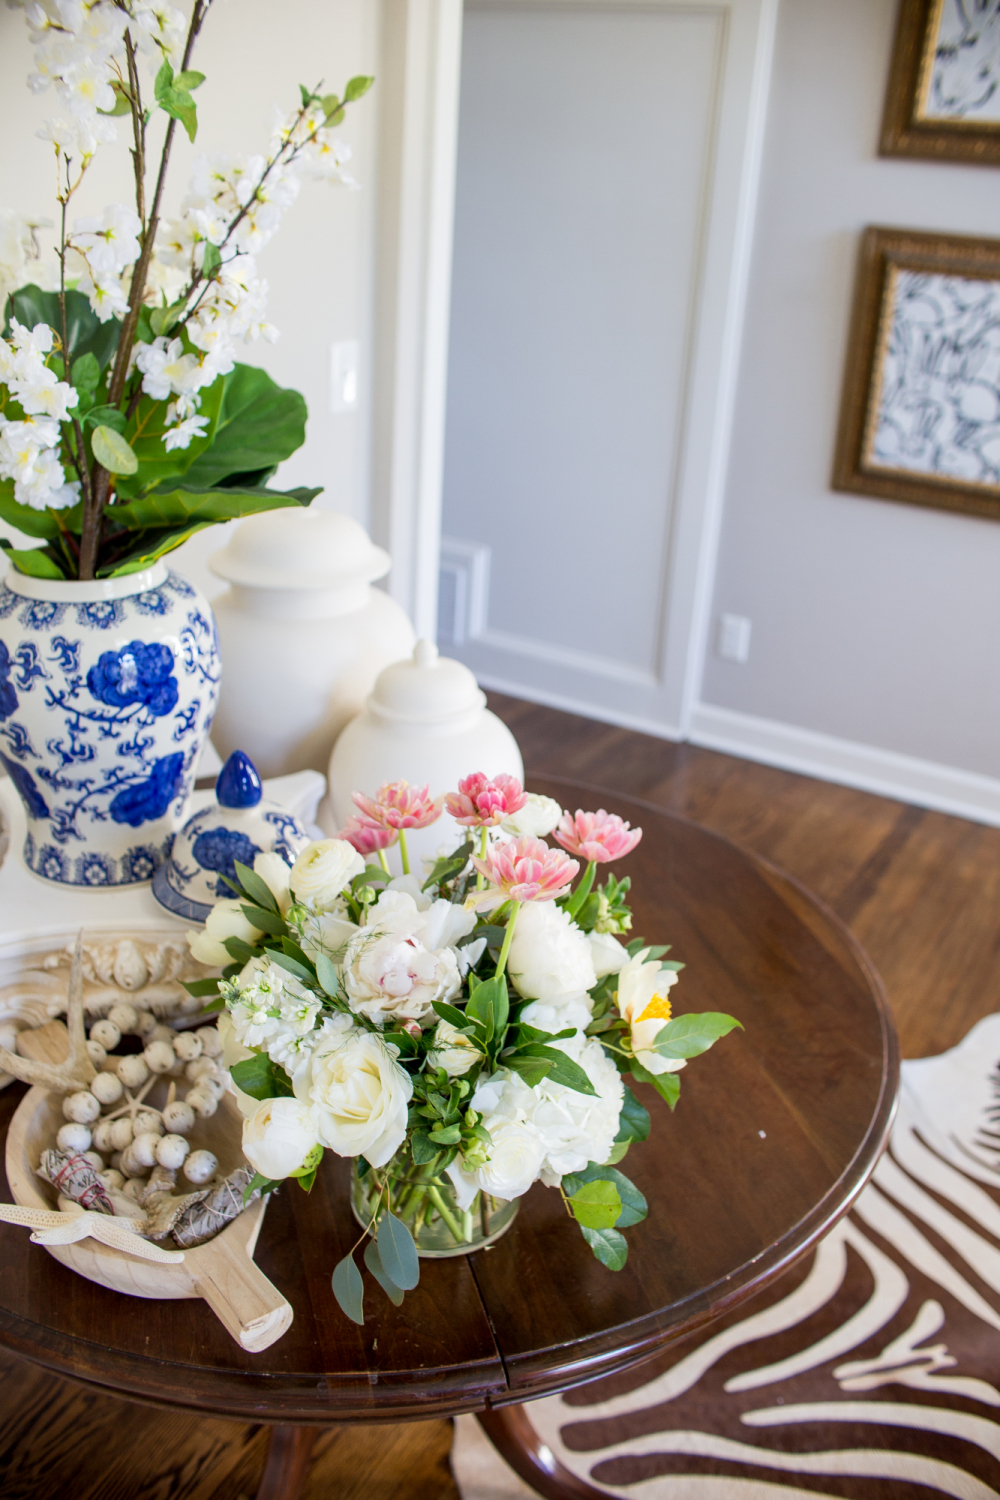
[186,773,741,1324]
[0,0,371,580]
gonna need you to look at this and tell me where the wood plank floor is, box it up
[3,693,998,1497]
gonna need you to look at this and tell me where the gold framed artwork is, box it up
[832,226,1000,521]
[881,0,1000,165]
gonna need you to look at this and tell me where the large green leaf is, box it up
[114,373,227,497]
[107,482,320,533]
[652,1012,743,1060]
[0,541,66,578]
[0,477,61,539]
[96,520,214,577]
[7,284,120,368]
[178,364,309,489]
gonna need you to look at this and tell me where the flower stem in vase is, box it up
[426,1183,467,1242]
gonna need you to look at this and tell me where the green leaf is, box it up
[344,74,375,101]
[92,424,138,475]
[240,903,287,936]
[422,840,474,891]
[289,1143,323,1179]
[223,936,256,964]
[175,69,205,91]
[264,947,314,985]
[630,1060,681,1110]
[432,1000,480,1035]
[229,1052,296,1102]
[332,1250,365,1324]
[514,1044,597,1097]
[178,364,310,489]
[71,352,100,397]
[201,242,223,280]
[603,1141,630,1165]
[99,80,133,117]
[615,1085,651,1144]
[84,404,127,433]
[563,1164,647,1228]
[410,1129,437,1165]
[233,859,279,913]
[243,1170,278,1205]
[299,83,313,107]
[114,370,227,497]
[580,1224,628,1270]
[320,93,340,115]
[505,1054,555,1089]
[428,1122,462,1145]
[0,544,65,579]
[149,302,184,337]
[180,979,222,998]
[376,1211,420,1291]
[364,1238,404,1306]
[0,477,62,539]
[315,950,339,999]
[567,1179,621,1230]
[7,284,120,367]
[108,481,319,533]
[652,1012,743,1060]
[154,60,174,99]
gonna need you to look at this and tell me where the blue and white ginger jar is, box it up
[0,561,220,888]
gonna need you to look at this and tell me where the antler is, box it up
[0,934,97,1094]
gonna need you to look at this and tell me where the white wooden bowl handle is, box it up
[191,1237,294,1352]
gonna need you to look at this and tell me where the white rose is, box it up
[342,891,465,1025]
[501,793,563,839]
[589,928,628,979]
[290,839,364,910]
[616,948,683,1077]
[242,1097,319,1180]
[254,850,294,914]
[427,1016,484,1077]
[297,1028,412,1167]
[506,900,596,1002]
[187,898,263,968]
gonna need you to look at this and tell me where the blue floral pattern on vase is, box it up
[192,825,263,896]
[0,566,220,887]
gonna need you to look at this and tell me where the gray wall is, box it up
[701,0,1000,776]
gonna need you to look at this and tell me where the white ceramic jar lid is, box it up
[368,640,486,726]
[208,508,391,590]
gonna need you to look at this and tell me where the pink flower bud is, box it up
[352,780,444,831]
[471,836,579,903]
[445,772,528,827]
[554,809,642,863]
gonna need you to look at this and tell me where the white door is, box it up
[439,0,776,737]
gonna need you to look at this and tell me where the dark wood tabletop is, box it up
[0,776,899,1431]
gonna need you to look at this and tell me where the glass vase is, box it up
[350,1158,519,1258]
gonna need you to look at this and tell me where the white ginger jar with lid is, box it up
[326,640,524,870]
[207,509,415,778]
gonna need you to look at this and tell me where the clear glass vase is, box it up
[350,1159,519,1258]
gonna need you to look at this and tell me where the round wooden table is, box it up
[0,778,899,1500]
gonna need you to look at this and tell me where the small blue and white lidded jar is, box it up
[152,749,310,921]
[0,562,220,888]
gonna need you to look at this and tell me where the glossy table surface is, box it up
[0,777,899,1425]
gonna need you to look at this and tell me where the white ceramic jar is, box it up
[326,640,524,870]
[207,509,415,778]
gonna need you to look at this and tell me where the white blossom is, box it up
[506,899,597,1003]
[163,412,208,451]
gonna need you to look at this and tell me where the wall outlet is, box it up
[330,340,359,413]
[718,613,751,663]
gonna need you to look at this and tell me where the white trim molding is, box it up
[689,703,1000,827]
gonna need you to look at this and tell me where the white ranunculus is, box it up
[501,793,563,839]
[427,1017,484,1078]
[616,948,683,1077]
[254,850,294,913]
[506,900,596,1002]
[341,890,469,1026]
[290,839,364,910]
[589,928,628,979]
[300,908,359,967]
[242,1097,319,1180]
[187,898,263,968]
[296,1028,412,1167]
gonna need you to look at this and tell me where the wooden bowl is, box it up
[5,1073,293,1352]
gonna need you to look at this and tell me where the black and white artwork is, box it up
[919,0,1000,123]
[864,267,1000,488]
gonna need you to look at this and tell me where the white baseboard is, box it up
[478,672,684,745]
[690,703,1000,827]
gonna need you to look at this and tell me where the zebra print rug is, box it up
[453,1014,1000,1499]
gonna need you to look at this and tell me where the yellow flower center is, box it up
[637,992,672,1024]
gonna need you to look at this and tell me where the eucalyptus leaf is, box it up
[240,903,287,936]
[376,1210,420,1291]
[223,936,256,964]
[92,424,138,475]
[332,1250,365,1325]
[265,947,314,985]
[364,1238,404,1306]
[233,859,279,912]
[180,978,223,998]
[315,950,339,999]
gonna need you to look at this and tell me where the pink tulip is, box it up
[337,815,396,857]
[472,836,579,903]
[352,780,444,832]
[445,771,528,827]
[554,809,642,863]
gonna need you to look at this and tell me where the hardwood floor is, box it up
[2,693,997,1497]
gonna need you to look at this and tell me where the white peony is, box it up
[341,890,473,1026]
[501,793,563,839]
[616,949,683,1077]
[426,1017,484,1078]
[187,898,263,968]
[242,1097,319,1180]
[506,900,596,1002]
[296,1027,412,1167]
[589,929,629,979]
[290,839,364,910]
[526,1034,624,1184]
[519,995,593,1036]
